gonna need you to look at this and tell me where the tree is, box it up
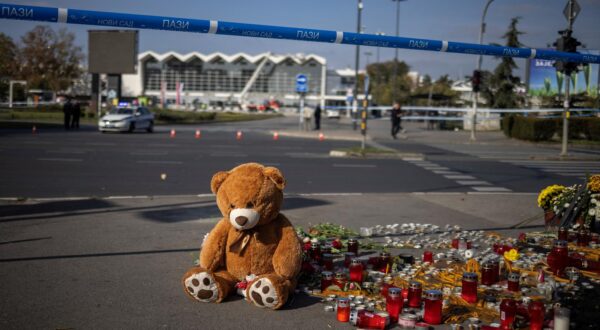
[489,17,525,109]
[411,74,460,106]
[0,32,19,100]
[366,60,412,105]
[18,25,83,94]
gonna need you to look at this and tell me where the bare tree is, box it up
[0,32,19,100]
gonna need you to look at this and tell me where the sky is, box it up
[2,0,600,80]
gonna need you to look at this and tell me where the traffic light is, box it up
[553,29,581,74]
[472,70,482,93]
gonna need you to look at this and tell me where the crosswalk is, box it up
[499,160,600,180]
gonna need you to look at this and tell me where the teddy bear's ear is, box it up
[264,167,286,190]
[210,171,229,194]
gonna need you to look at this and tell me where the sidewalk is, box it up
[275,115,600,161]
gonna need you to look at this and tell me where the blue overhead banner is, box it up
[1,3,599,65]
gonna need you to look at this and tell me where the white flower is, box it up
[564,203,570,208]
[591,199,597,204]
[590,209,597,216]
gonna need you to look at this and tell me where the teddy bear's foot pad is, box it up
[184,272,219,302]
[248,278,279,309]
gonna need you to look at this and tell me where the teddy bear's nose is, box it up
[235,216,248,226]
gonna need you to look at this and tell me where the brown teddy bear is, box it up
[182,163,302,309]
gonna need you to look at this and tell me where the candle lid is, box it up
[348,238,358,243]
[425,289,443,300]
[462,272,478,281]
[350,258,362,265]
[388,287,401,297]
[380,251,391,257]
[554,240,568,248]
[508,272,520,281]
[409,281,422,289]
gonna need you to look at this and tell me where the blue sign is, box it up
[296,74,308,93]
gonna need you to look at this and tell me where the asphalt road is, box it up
[1,116,598,198]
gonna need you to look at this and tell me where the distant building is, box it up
[122,51,327,108]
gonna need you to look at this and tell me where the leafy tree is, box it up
[366,60,412,105]
[489,17,525,109]
[411,74,460,106]
[18,25,83,94]
[0,32,19,100]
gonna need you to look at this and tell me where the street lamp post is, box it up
[352,0,363,131]
[471,0,495,141]
[391,0,407,105]
[375,31,385,63]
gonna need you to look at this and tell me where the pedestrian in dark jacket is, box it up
[63,97,72,130]
[390,101,402,139]
[314,104,321,130]
[70,100,81,129]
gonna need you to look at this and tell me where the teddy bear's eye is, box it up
[246,202,254,208]
[230,203,235,209]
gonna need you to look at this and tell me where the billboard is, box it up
[527,50,599,97]
[88,30,138,74]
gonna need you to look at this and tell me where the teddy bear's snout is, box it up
[229,208,260,230]
[235,216,248,226]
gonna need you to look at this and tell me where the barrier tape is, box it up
[325,106,600,113]
[1,3,599,64]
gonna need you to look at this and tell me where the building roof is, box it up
[138,51,326,65]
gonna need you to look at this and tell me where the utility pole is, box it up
[352,0,363,131]
[471,0,495,141]
[556,0,581,156]
[391,0,406,105]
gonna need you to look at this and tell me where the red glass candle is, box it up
[423,250,433,263]
[507,272,520,292]
[481,262,497,286]
[344,252,356,268]
[386,287,403,323]
[461,272,478,304]
[310,243,321,263]
[528,301,545,330]
[322,253,334,270]
[350,310,387,330]
[321,271,333,291]
[458,238,468,250]
[500,298,517,330]
[558,227,568,241]
[492,260,500,283]
[337,298,350,322]
[347,238,359,255]
[452,238,459,249]
[423,290,443,325]
[408,281,423,308]
[577,230,591,247]
[547,240,569,276]
[333,272,346,290]
[591,233,600,244]
[349,258,364,283]
[380,276,394,298]
[379,252,391,273]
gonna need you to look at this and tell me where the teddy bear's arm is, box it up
[199,219,230,271]
[272,215,302,280]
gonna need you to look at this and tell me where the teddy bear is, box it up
[182,163,302,310]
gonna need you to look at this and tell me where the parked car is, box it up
[326,109,340,119]
[98,106,154,133]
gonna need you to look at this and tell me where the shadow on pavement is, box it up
[0,198,114,218]
[283,293,321,310]
[0,247,199,262]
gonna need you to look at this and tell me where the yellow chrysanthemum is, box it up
[504,249,519,262]
[537,185,565,209]
[588,175,600,193]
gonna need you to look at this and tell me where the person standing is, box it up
[390,101,402,139]
[70,99,81,129]
[303,105,313,131]
[63,97,72,130]
[314,104,321,130]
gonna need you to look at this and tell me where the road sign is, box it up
[296,74,308,93]
[108,89,117,99]
[563,0,580,23]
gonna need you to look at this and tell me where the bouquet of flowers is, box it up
[537,184,565,210]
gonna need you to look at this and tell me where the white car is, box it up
[98,107,154,133]
[326,109,340,119]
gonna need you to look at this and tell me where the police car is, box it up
[98,106,154,133]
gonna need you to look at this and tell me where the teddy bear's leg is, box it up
[246,274,295,310]
[182,267,237,303]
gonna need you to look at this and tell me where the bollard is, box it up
[170,129,176,138]
[236,130,243,140]
[195,129,201,139]
[273,132,279,140]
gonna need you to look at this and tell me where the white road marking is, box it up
[432,170,461,175]
[456,180,491,185]
[136,160,183,165]
[37,158,83,162]
[444,175,476,180]
[332,164,377,168]
[472,186,512,192]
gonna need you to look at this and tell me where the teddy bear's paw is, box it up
[248,277,279,309]
[184,272,219,303]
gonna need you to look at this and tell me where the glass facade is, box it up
[142,53,323,95]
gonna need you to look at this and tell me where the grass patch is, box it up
[339,146,396,156]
